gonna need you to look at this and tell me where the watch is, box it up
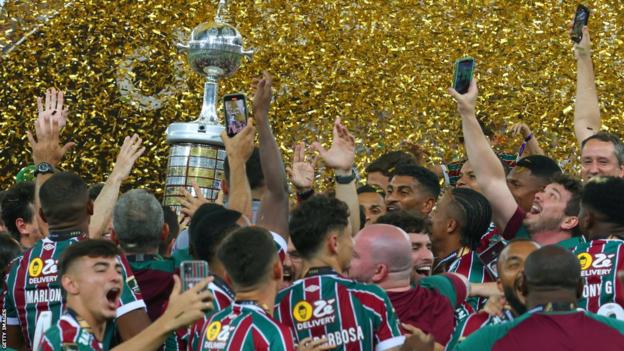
[34,162,55,176]
[335,169,356,184]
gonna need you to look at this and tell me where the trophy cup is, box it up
[163,11,253,212]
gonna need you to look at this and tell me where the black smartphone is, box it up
[453,57,475,95]
[223,93,248,138]
[571,5,590,43]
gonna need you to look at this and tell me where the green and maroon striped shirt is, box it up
[274,267,404,351]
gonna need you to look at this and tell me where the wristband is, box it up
[524,133,533,142]
[335,169,356,184]
[296,188,314,202]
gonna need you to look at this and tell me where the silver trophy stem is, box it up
[197,79,220,125]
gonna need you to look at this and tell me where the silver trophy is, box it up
[163,9,253,211]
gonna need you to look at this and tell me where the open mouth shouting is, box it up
[105,286,121,310]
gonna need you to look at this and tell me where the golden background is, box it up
[1,0,623,194]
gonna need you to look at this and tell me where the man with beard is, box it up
[457,246,624,350]
[357,185,387,226]
[376,210,434,282]
[349,224,469,350]
[446,239,540,349]
[385,164,440,216]
[573,176,624,317]
[450,80,583,247]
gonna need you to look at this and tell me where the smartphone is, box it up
[180,260,209,291]
[571,5,590,43]
[223,93,248,138]
[453,57,475,95]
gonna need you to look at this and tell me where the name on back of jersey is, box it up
[293,299,364,347]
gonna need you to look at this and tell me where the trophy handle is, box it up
[176,43,190,52]
[242,48,255,61]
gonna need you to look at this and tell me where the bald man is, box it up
[447,239,540,349]
[457,245,624,350]
[349,224,469,349]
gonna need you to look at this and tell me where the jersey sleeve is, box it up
[501,207,529,240]
[269,326,296,351]
[364,286,405,351]
[116,254,147,317]
[38,327,61,351]
[418,274,468,309]
[454,323,511,351]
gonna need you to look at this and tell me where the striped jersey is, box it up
[209,275,235,312]
[39,309,114,351]
[446,309,514,350]
[1,232,145,349]
[274,267,405,351]
[573,238,624,318]
[189,301,296,351]
[445,250,495,323]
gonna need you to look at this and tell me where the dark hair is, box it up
[59,239,121,278]
[391,164,441,199]
[581,176,624,227]
[524,245,580,291]
[39,172,90,226]
[449,188,492,250]
[365,151,417,177]
[357,184,382,195]
[160,206,180,256]
[376,210,429,234]
[189,203,241,263]
[88,183,105,201]
[113,189,164,253]
[0,233,22,272]
[581,132,624,165]
[1,182,35,241]
[551,174,583,237]
[289,195,350,259]
[217,227,276,289]
[224,147,264,190]
[515,155,562,183]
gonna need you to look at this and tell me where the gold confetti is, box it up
[1,0,623,195]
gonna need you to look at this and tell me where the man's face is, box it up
[581,139,624,181]
[506,167,545,212]
[286,238,303,283]
[19,220,43,249]
[336,223,354,274]
[409,233,433,281]
[65,256,123,322]
[456,162,481,192]
[366,171,389,192]
[524,183,572,234]
[429,192,453,256]
[385,176,433,215]
[358,192,386,226]
[348,234,375,283]
[497,241,538,314]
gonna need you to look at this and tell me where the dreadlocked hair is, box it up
[448,188,492,250]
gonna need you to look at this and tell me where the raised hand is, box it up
[27,115,75,166]
[162,275,214,330]
[286,142,317,191]
[110,134,145,182]
[37,88,68,130]
[251,71,273,123]
[449,79,478,117]
[312,118,355,172]
[508,122,532,139]
[221,118,256,163]
[179,182,209,218]
[573,26,592,59]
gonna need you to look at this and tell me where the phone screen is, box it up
[180,260,209,291]
[453,58,475,95]
[224,94,247,137]
[572,5,590,43]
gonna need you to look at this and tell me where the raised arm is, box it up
[313,118,360,235]
[286,142,317,202]
[449,80,517,232]
[89,134,144,238]
[509,123,545,157]
[221,120,255,220]
[573,25,600,145]
[252,72,290,238]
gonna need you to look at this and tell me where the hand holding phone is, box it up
[453,57,475,95]
[223,93,248,138]
[180,260,209,291]
[571,5,590,43]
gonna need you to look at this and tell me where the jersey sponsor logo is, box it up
[304,285,320,293]
[25,287,62,304]
[206,321,221,341]
[295,299,336,330]
[28,258,59,284]
[29,258,44,277]
[43,243,55,251]
[203,322,234,349]
[578,253,614,277]
[582,281,614,298]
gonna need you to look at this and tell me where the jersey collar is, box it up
[304,266,338,277]
[48,229,85,241]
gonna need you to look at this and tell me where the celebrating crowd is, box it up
[1,23,624,351]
